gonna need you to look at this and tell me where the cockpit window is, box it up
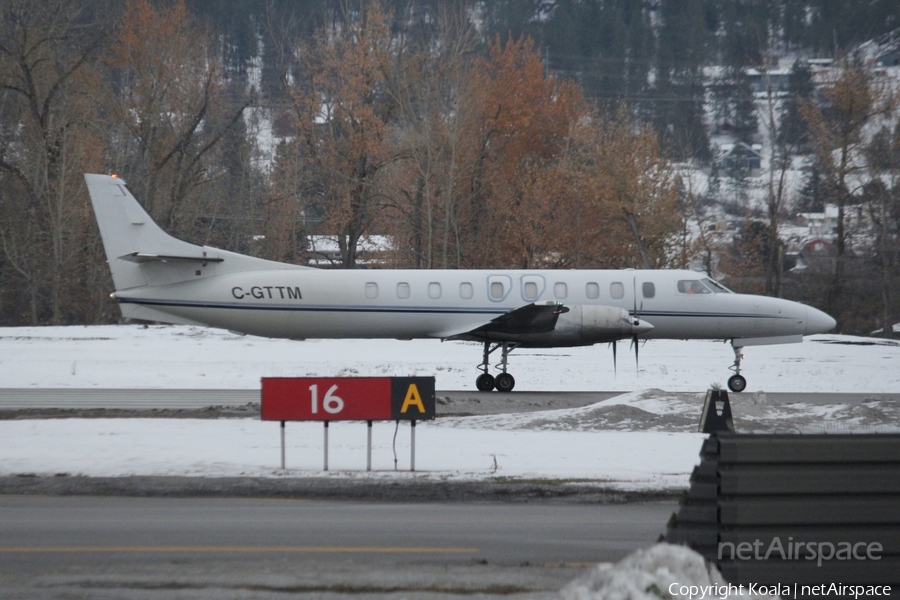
[677,280,712,294]
[702,278,733,293]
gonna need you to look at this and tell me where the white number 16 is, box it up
[309,384,344,414]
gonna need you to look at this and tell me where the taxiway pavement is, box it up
[0,495,675,599]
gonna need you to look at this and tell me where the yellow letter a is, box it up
[400,384,426,414]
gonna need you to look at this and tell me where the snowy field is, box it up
[2,324,900,392]
[1,325,898,488]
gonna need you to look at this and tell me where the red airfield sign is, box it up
[261,376,435,422]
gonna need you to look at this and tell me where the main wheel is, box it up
[727,374,747,393]
[495,372,515,392]
[476,373,495,391]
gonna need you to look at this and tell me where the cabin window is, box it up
[677,280,712,294]
[523,281,538,300]
[610,282,625,299]
[554,282,567,299]
[460,282,473,299]
[586,282,600,299]
[397,282,410,299]
[490,281,504,300]
[428,282,442,299]
[642,282,655,298]
[365,282,378,299]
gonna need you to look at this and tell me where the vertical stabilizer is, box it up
[85,174,212,291]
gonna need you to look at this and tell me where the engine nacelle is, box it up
[495,304,653,348]
[555,304,649,345]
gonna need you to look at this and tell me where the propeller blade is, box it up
[611,340,617,375]
[632,335,640,371]
[631,283,642,373]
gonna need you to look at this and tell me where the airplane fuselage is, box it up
[114,267,826,346]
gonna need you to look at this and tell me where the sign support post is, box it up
[366,420,373,471]
[323,421,329,471]
[280,421,286,469]
[411,420,416,472]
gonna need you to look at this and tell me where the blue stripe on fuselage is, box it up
[116,297,791,320]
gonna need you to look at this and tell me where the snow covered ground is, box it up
[3,324,899,393]
[1,325,898,488]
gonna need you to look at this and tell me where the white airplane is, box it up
[85,173,836,393]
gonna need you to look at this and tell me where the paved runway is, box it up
[0,495,675,598]
[2,387,898,413]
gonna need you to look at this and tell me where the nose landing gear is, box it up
[727,342,747,392]
[475,341,517,392]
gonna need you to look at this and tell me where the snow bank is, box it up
[561,544,777,599]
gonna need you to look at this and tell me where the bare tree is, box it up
[801,62,897,330]
[864,125,900,337]
[277,2,400,268]
[106,0,251,239]
[385,2,480,269]
[756,61,802,298]
[0,0,107,324]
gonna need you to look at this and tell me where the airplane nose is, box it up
[630,318,654,336]
[805,305,836,335]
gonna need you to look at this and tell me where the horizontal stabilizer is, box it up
[119,252,224,264]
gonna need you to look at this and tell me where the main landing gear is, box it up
[475,341,517,392]
[727,342,747,393]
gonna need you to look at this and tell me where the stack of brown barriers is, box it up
[666,426,900,593]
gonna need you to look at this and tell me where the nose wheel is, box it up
[727,374,747,392]
[475,341,517,391]
[727,342,747,392]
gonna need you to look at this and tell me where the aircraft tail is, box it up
[85,173,300,295]
[85,173,221,291]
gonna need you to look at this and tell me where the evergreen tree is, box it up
[716,0,778,68]
[797,163,828,214]
[778,60,814,150]
[732,68,758,143]
[803,0,900,55]
[652,0,713,162]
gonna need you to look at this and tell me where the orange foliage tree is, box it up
[276,2,400,268]
[462,36,587,268]
[273,5,682,272]
[106,0,250,238]
[560,113,680,269]
[387,34,680,270]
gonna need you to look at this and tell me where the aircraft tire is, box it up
[476,373,495,391]
[727,374,747,393]
[495,373,515,392]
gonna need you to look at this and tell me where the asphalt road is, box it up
[0,388,622,413]
[0,495,675,599]
[3,387,898,415]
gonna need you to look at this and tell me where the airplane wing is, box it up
[440,302,569,340]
